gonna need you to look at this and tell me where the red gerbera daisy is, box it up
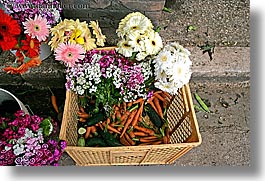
[21,34,41,58]
[0,9,21,51]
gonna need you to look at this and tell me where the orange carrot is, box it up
[77,106,90,119]
[117,119,126,132]
[51,95,59,113]
[124,132,136,146]
[133,131,149,137]
[120,110,130,121]
[77,112,90,119]
[154,92,166,102]
[162,91,172,99]
[133,125,155,136]
[131,102,144,127]
[140,136,158,140]
[147,96,154,103]
[139,137,159,143]
[116,111,122,120]
[102,122,121,134]
[79,106,85,112]
[153,97,163,119]
[128,130,135,139]
[48,88,59,113]
[127,102,133,108]
[106,118,111,124]
[79,118,86,123]
[85,126,91,139]
[120,109,137,138]
[123,102,127,112]
[91,125,97,134]
[120,136,131,146]
[165,127,170,143]
[132,98,144,105]
[162,136,168,144]
[114,105,120,111]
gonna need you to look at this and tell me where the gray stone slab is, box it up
[0,46,250,88]
[159,0,250,47]
[173,80,250,166]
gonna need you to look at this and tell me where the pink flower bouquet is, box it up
[0,110,66,166]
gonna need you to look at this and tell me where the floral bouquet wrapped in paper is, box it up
[0,110,66,166]
[0,0,62,74]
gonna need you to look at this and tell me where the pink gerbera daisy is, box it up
[55,42,85,67]
[23,15,51,42]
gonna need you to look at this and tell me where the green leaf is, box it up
[130,52,137,60]
[187,25,197,32]
[163,7,172,13]
[78,137,85,147]
[40,118,54,136]
[155,26,162,33]
[194,93,210,113]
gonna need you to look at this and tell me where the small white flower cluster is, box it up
[116,12,163,61]
[139,60,153,82]
[153,42,192,95]
[66,61,102,95]
[11,128,44,156]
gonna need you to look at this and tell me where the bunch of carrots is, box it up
[77,90,173,147]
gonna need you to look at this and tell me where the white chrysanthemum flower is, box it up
[170,60,192,85]
[153,50,174,70]
[170,42,191,56]
[154,69,168,82]
[117,12,153,38]
[154,81,178,95]
[144,31,163,55]
[128,32,145,52]
[116,12,135,38]
[117,39,134,57]
[123,13,152,35]
[136,51,148,61]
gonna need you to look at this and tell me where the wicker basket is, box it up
[59,84,202,166]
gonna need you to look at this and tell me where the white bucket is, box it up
[0,88,29,115]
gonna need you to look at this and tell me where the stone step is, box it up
[0,46,250,89]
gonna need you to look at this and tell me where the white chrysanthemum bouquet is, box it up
[116,12,163,61]
[116,12,192,95]
[153,42,192,95]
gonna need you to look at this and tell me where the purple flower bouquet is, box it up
[0,110,66,166]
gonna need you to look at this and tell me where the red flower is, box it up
[21,34,41,58]
[0,9,21,51]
